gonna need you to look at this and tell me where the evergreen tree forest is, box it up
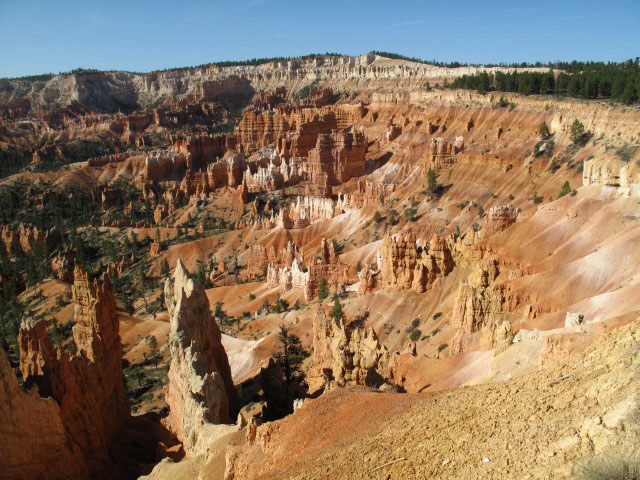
[447,59,640,104]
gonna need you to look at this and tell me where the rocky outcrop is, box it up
[481,204,519,237]
[0,346,82,480]
[306,130,367,187]
[307,309,394,393]
[357,266,377,295]
[287,195,336,227]
[163,261,238,456]
[450,260,518,354]
[10,266,129,479]
[582,157,640,192]
[149,239,161,257]
[247,240,300,278]
[243,159,285,192]
[171,133,235,168]
[266,238,348,301]
[0,224,60,256]
[451,259,501,334]
[336,179,394,208]
[565,312,585,328]
[378,232,454,293]
[50,248,76,282]
[428,136,464,169]
[274,109,341,159]
[144,151,187,181]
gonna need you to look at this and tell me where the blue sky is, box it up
[1,0,638,78]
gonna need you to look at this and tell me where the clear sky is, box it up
[1,0,638,78]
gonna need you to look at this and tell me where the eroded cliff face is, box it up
[266,238,348,301]
[481,204,519,238]
[378,232,454,293]
[450,260,517,354]
[307,309,394,393]
[2,266,129,479]
[163,260,238,456]
[0,224,61,256]
[0,346,81,480]
[306,130,367,187]
[583,156,640,192]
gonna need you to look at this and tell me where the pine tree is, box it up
[317,279,329,301]
[570,119,587,145]
[557,181,572,198]
[427,168,437,193]
[273,324,309,394]
[539,121,551,139]
[160,259,170,277]
[146,335,159,369]
[329,297,345,322]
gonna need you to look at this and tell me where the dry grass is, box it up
[577,449,640,480]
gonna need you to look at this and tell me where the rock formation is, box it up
[0,346,82,480]
[357,266,377,295]
[0,224,60,256]
[583,157,640,191]
[5,266,129,479]
[450,260,518,354]
[306,130,367,187]
[481,204,519,237]
[378,232,454,293]
[307,309,394,393]
[50,248,76,282]
[247,240,300,278]
[336,179,394,208]
[266,238,348,301]
[163,261,238,456]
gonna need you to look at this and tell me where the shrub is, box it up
[404,207,418,222]
[557,181,572,198]
[437,343,449,352]
[433,312,443,320]
[530,191,543,204]
[616,142,636,162]
[249,293,256,301]
[495,96,510,108]
[409,329,421,342]
[576,450,640,480]
[373,211,382,223]
[539,121,551,138]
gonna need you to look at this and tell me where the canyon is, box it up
[0,53,639,480]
